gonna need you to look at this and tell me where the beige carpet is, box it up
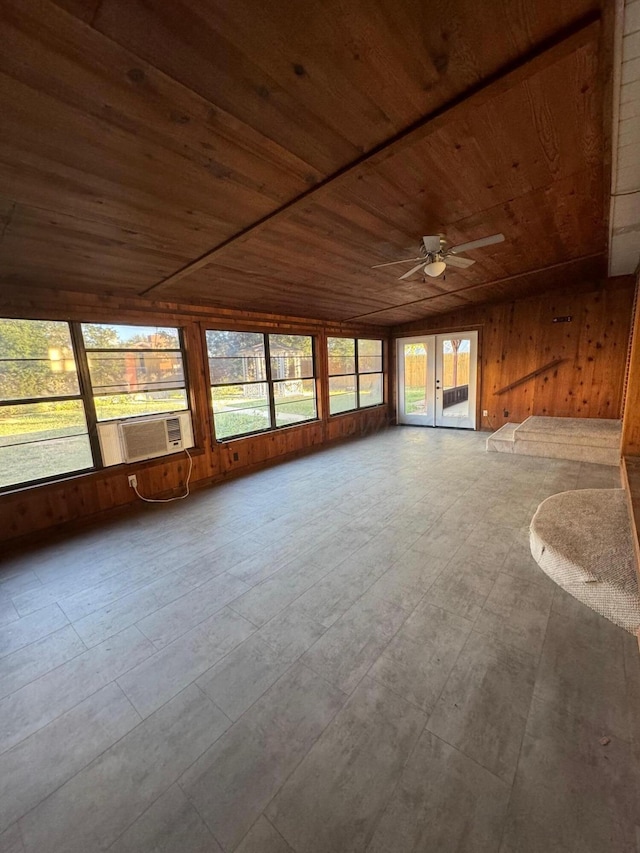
[516,416,621,447]
[487,416,621,465]
[530,489,640,635]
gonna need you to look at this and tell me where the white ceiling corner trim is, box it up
[610,0,640,276]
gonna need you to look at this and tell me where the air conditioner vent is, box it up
[166,417,182,445]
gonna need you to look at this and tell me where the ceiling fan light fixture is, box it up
[424,260,446,277]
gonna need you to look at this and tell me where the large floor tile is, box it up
[235,817,294,853]
[0,601,18,630]
[369,601,473,713]
[107,785,222,852]
[135,572,250,648]
[301,592,408,693]
[474,571,553,656]
[0,683,140,833]
[256,605,327,663]
[117,607,254,717]
[534,607,632,742]
[500,696,640,853]
[180,663,345,851]
[368,729,510,853]
[267,677,426,853]
[427,631,537,783]
[196,634,292,720]
[0,626,154,754]
[0,625,85,700]
[0,605,69,659]
[0,824,23,853]
[71,561,216,647]
[410,521,475,559]
[229,552,335,628]
[366,548,449,611]
[20,685,229,853]
[427,558,497,622]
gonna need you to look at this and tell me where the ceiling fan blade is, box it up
[422,236,441,253]
[444,255,475,269]
[449,233,505,254]
[399,263,425,281]
[371,257,423,269]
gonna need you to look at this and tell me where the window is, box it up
[206,330,317,440]
[328,337,383,414]
[0,319,191,491]
[0,319,93,489]
[81,324,187,421]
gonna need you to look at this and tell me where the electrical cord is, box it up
[133,448,193,503]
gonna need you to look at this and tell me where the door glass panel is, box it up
[440,338,470,421]
[403,343,428,415]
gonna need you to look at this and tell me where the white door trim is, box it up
[397,331,478,429]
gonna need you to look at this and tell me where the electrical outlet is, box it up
[128,474,137,488]
[482,410,488,417]
[503,409,509,418]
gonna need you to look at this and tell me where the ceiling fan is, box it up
[372,233,505,280]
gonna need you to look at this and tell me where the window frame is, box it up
[0,318,192,493]
[205,329,319,442]
[0,320,98,493]
[327,336,385,416]
[80,323,190,423]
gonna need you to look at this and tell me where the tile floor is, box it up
[0,426,639,853]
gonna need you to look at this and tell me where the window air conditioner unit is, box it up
[97,411,194,466]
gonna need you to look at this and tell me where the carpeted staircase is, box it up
[530,489,640,635]
[487,416,621,466]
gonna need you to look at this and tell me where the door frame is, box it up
[396,329,479,430]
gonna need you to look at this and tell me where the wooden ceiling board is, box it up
[344,255,608,324]
[0,0,611,324]
[89,0,600,169]
[0,204,190,293]
[148,26,604,301]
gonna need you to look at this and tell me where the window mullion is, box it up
[264,334,276,429]
[355,339,360,408]
[69,322,103,468]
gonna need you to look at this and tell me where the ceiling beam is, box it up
[140,14,601,297]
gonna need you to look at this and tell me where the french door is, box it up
[397,331,478,429]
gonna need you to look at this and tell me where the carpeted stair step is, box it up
[485,422,518,453]
[530,488,640,635]
[487,416,621,466]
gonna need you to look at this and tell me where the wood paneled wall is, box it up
[393,277,635,430]
[0,286,390,544]
[622,276,640,455]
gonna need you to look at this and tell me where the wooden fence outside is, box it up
[404,352,470,389]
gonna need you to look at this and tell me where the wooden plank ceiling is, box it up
[0,0,609,325]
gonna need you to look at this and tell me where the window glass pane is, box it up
[0,318,80,400]
[206,330,266,384]
[327,337,355,375]
[358,373,383,407]
[274,378,317,426]
[358,339,383,373]
[94,390,188,422]
[87,352,185,396]
[0,400,92,488]
[82,323,187,422]
[329,376,357,414]
[269,334,313,380]
[212,383,271,439]
[81,324,180,349]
